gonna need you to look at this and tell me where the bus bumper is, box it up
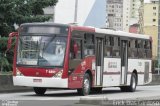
[13,76,68,88]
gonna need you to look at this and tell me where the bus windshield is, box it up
[17,35,67,67]
[17,25,68,67]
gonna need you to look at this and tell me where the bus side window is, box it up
[145,40,152,58]
[128,40,131,58]
[129,39,137,58]
[69,38,82,74]
[105,36,113,57]
[70,39,82,59]
[84,34,95,56]
[112,37,120,57]
[137,40,143,58]
[143,40,147,58]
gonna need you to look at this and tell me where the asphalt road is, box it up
[0,85,160,106]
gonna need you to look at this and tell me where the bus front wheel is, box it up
[77,73,91,96]
[33,87,47,95]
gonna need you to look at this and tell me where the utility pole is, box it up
[158,0,160,75]
[74,0,78,23]
[138,0,144,34]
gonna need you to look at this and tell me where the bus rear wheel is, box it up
[77,73,91,96]
[120,73,137,92]
[33,87,47,95]
[128,73,137,92]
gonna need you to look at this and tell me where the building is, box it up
[123,0,131,32]
[43,6,55,22]
[106,0,141,32]
[129,0,141,33]
[143,0,159,59]
[106,0,123,30]
[129,24,139,33]
[158,0,160,65]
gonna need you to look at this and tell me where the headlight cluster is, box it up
[16,68,23,76]
[53,70,63,78]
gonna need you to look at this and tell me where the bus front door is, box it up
[120,40,128,85]
[95,38,104,86]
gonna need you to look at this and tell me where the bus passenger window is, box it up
[143,41,147,58]
[145,40,152,58]
[112,37,120,57]
[84,34,95,56]
[137,40,143,58]
[129,39,137,58]
[70,39,82,59]
[69,38,82,74]
[105,36,113,57]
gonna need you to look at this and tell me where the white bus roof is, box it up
[95,28,151,39]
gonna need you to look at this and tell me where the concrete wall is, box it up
[0,75,31,93]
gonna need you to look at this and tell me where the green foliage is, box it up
[0,0,58,72]
[154,60,160,68]
[0,0,58,36]
[0,37,13,72]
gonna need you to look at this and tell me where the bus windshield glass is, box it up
[17,25,68,67]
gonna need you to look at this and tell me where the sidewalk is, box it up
[75,96,160,106]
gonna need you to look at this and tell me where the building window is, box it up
[153,13,156,16]
[153,19,156,22]
[84,34,95,56]
[153,7,156,10]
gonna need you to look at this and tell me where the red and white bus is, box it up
[7,23,152,96]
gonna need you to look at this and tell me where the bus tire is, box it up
[120,73,137,92]
[33,87,47,95]
[128,73,137,92]
[77,73,91,96]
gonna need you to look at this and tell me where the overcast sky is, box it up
[144,0,151,3]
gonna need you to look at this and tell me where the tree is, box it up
[0,37,12,72]
[0,0,58,37]
[0,54,10,72]
[0,0,58,72]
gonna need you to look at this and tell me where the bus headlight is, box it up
[54,70,63,78]
[16,68,23,76]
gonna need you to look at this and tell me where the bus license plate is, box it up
[33,79,42,83]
